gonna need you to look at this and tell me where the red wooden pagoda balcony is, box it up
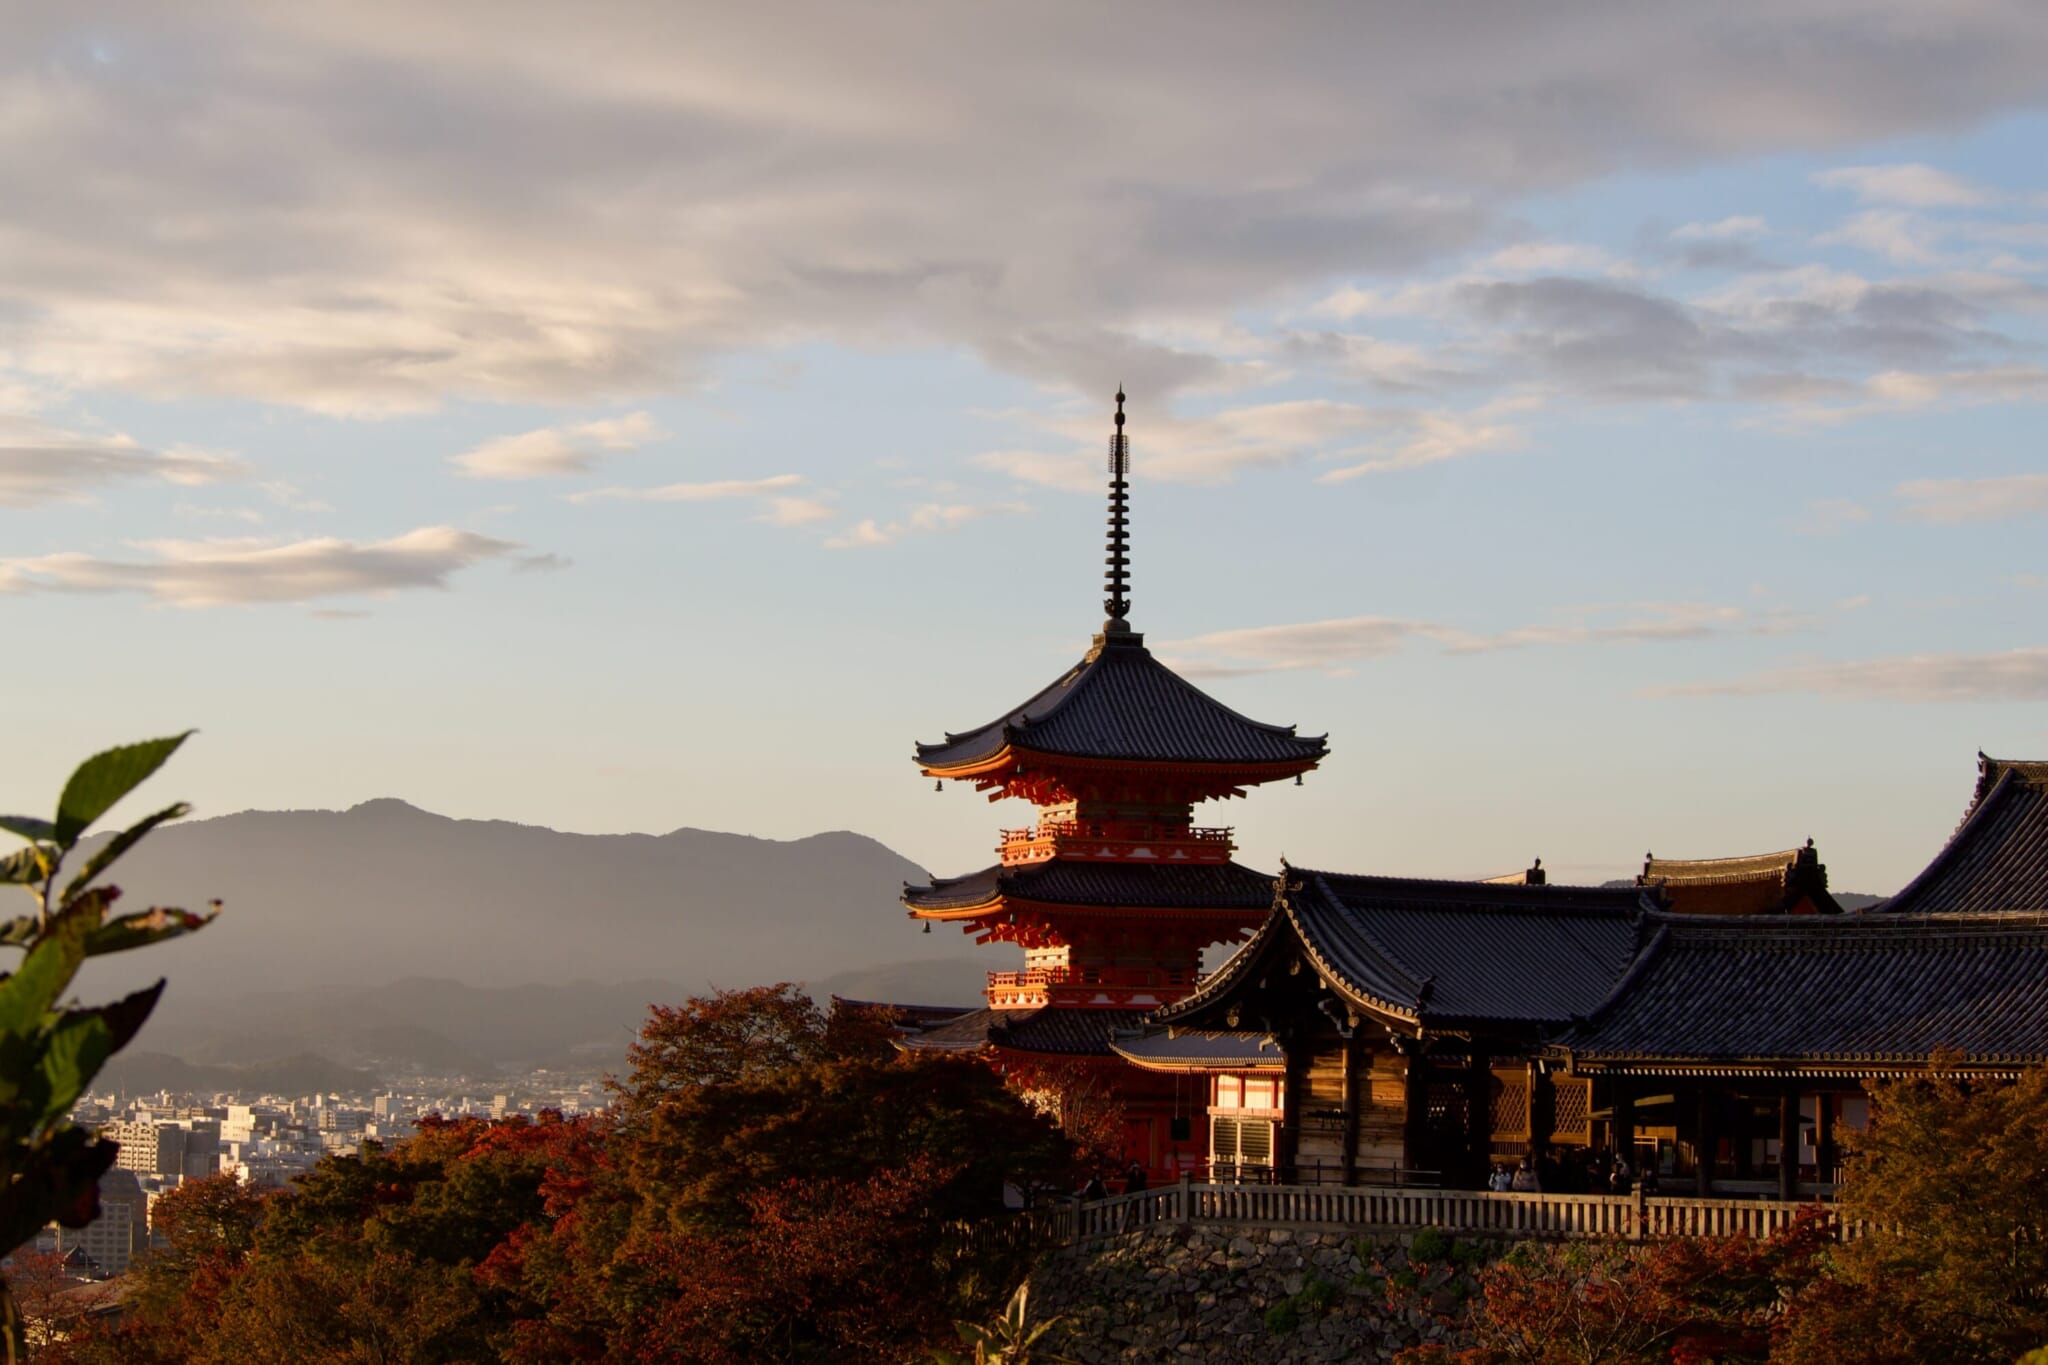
[986,964,1205,1009]
[997,821,1235,866]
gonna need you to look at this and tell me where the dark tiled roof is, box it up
[896,1006,1006,1053]
[1000,1007,1151,1056]
[904,860,1278,913]
[1883,755,2048,914]
[915,631,1327,771]
[1159,870,1649,1031]
[1559,912,2048,1068]
[1111,1031,1287,1071]
[1639,842,1840,916]
[895,1006,1149,1057]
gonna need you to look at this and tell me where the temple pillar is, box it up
[1613,1079,1636,1173]
[1340,1029,1363,1185]
[1777,1084,1799,1201]
[1527,1062,1554,1157]
[1815,1091,1836,1185]
[1694,1084,1713,1196]
[1280,1036,1306,1184]
[1464,1044,1492,1190]
[1400,1039,1430,1181]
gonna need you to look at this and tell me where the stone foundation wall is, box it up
[1025,1224,1494,1364]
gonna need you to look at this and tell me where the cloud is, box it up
[1814,163,1991,208]
[1672,216,1768,241]
[1817,209,1944,266]
[1802,498,1871,534]
[0,526,521,606]
[823,501,1030,549]
[757,496,836,527]
[0,421,243,507]
[6,7,2048,410]
[1653,647,2048,702]
[566,473,804,504]
[1162,602,1819,675]
[976,395,1534,490]
[452,412,659,479]
[1895,472,2048,523]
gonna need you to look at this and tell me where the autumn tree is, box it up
[1776,1065,2048,1365]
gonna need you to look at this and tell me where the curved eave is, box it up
[1151,891,1424,1035]
[1883,764,2018,913]
[1110,1038,1289,1073]
[920,743,1324,786]
[1558,1049,2048,1077]
[907,892,1270,924]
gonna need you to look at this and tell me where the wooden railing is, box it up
[1060,1180,1858,1246]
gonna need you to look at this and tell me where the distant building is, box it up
[1637,840,1841,916]
[44,1170,149,1276]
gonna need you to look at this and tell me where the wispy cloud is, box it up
[1652,647,2048,702]
[1895,472,2048,524]
[1814,163,1991,208]
[452,412,659,480]
[1162,602,1819,677]
[0,421,243,507]
[1801,498,1871,534]
[757,496,836,527]
[1672,216,1768,241]
[0,527,522,607]
[567,474,804,504]
[977,395,1533,491]
[824,501,1031,549]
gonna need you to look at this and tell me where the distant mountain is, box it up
[69,800,990,1078]
[1599,878,1885,910]
[98,1050,376,1098]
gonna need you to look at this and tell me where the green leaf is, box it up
[0,844,47,885]
[0,903,95,1037]
[37,981,164,1126]
[0,815,54,843]
[52,732,193,850]
[87,902,219,957]
[61,801,191,901]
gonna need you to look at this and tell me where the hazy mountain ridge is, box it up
[68,799,993,1083]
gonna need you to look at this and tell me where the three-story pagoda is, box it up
[899,392,1327,1177]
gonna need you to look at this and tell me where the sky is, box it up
[4,3,2048,895]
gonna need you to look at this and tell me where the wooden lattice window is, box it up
[1552,1078,1592,1143]
[1492,1071,1529,1138]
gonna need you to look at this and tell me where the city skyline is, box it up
[6,7,2048,893]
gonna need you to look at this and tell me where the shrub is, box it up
[1411,1226,1454,1263]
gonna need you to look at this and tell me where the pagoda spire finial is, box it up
[1103,387,1132,631]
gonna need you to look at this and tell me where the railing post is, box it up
[1633,1181,1647,1242]
[1178,1173,1192,1227]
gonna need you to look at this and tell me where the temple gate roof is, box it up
[1557,910,2048,1073]
[1882,754,2048,914]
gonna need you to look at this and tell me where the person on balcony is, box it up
[1511,1160,1541,1192]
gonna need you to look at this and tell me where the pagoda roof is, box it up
[1157,869,1651,1034]
[1882,755,2048,915]
[914,629,1328,774]
[903,859,1278,916]
[895,1005,1152,1057]
[1556,910,2048,1072]
[1638,842,1840,916]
